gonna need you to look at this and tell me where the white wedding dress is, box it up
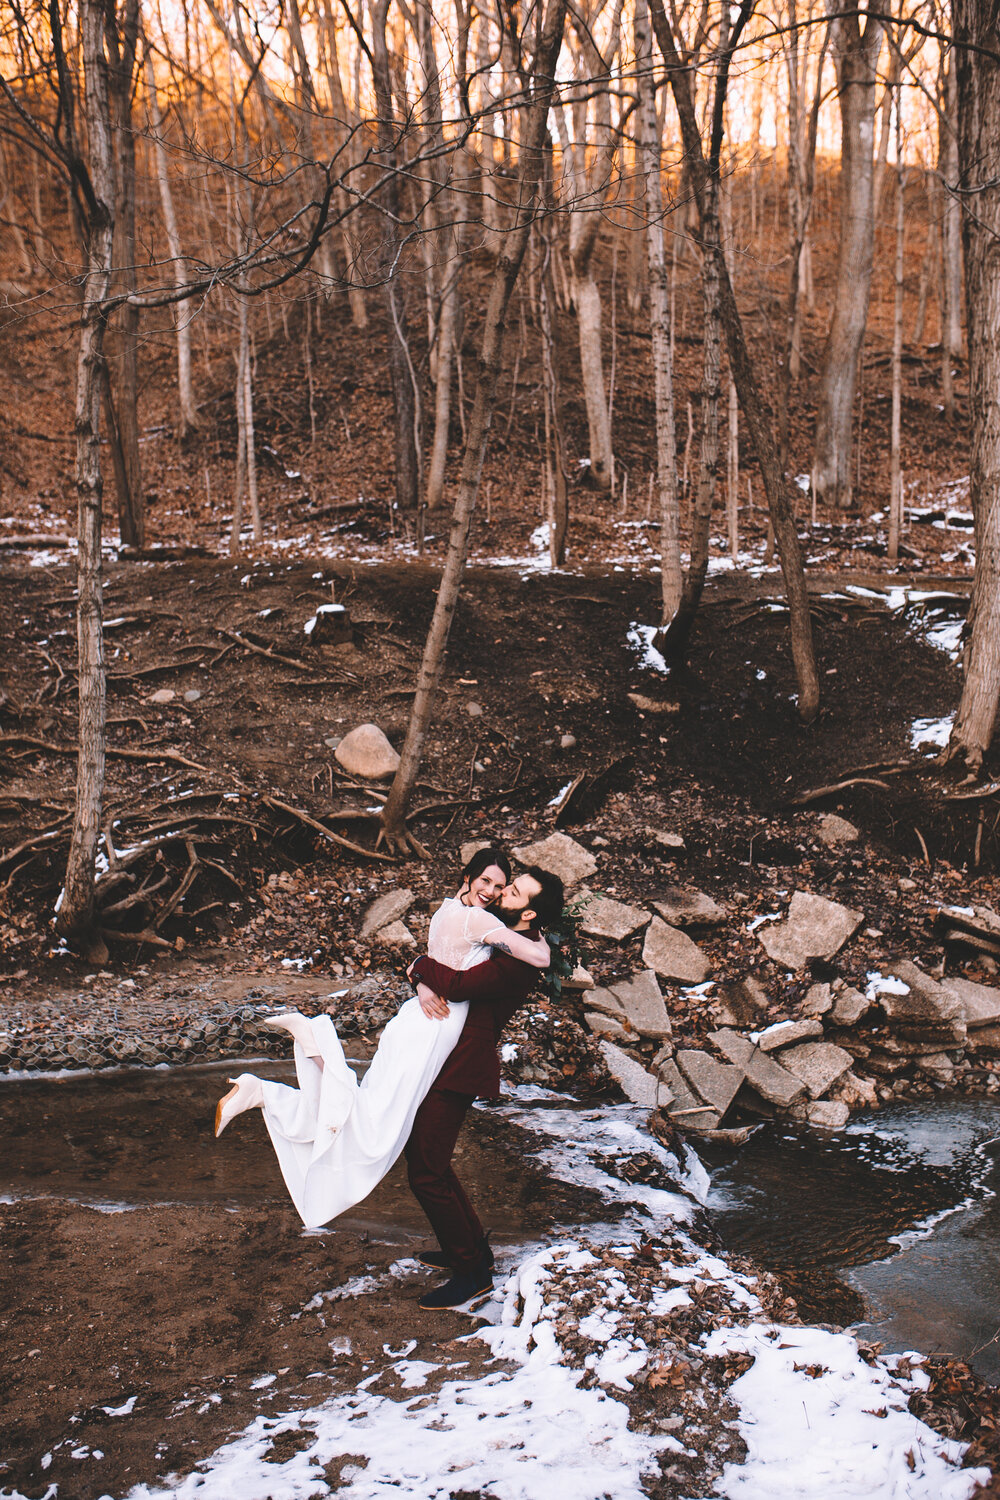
[250,898,543,1229]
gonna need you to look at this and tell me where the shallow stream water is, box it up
[705,1098,1000,1382]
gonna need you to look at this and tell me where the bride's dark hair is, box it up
[461,846,512,884]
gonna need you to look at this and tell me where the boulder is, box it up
[652,887,726,928]
[642,917,711,985]
[360,888,415,939]
[778,1040,853,1099]
[755,1018,824,1053]
[578,891,651,941]
[334,723,400,779]
[757,891,864,969]
[816,814,859,846]
[676,1050,745,1116]
[791,1099,851,1130]
[585,1012,629,1041]
[513,832,597,887]
[941,976,1000,1029]
[710,1029,808,1109]
[831,986,870,1026]
[375,920,415,948]
[657,1057,722,1132]
[598,1041,660,1108]
[608,969,672,1040]
[877,961,967,1044]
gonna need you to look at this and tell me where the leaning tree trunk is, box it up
[813,12,884,511]
[943,0,1000,773]
[379,0,568,848]
[635,0,681,622]
[56,0,115,951]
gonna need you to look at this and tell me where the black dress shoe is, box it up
[417,1234,494,1276]
[417,1267,494,1311]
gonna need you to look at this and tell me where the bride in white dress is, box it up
[213,849,550,1229]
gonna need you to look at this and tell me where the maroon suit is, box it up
[404,945,540,1271]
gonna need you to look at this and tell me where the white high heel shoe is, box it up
[214,1074,264,1137]
[262,1011,323,1059]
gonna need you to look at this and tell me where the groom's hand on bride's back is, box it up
[416,982,450,1020]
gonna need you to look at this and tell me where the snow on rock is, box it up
[704,1323,989,1500]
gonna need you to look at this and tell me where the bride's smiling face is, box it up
[467,864,507,906]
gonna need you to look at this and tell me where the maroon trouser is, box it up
[404,1086,484,1272]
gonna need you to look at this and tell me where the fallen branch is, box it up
[0,735,209,772]
[109,655,206,680]
[788,776,894,806]
[0,817,71,868]
[217,628,313,673]
[264,796,394,860]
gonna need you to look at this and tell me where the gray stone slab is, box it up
[756,1018,824,1053]
[714,977,771,1028]
[778,1040,853,1099]
[657,1058,721,1131]
[360,888,415,939]
[578,891,651,941]
[584,1012,629,1041]
[941,976,1000,1028]
[585,986,628,1020]
[831,986,870,1026]
[791,1099,851,1129]
[598,1041,659,1108]
[609,970,672,1040]
[801,982,834,1018]
[459,839,491,868]
[374,920,415,948]
[710,1029,808,1109]
[513,832,597,887]
[915,1052,957,1082]
[642,917,711,985]
[757,891,863,969]
[334,723,400,779]
[676,1050,745,1116]
[652,887,726,928]
[878,961,968,1044]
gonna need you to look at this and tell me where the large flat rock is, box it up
[778,1040,853,1099]
[513,832,597,887]
[941,976,1000,1028]
[755,1018,824,1053]
[334,723,400,779]
[757,891,863,969]
[710,1029,808,1109]
[676,1050,744,1116]
[598,1041,659,1108]
[878,961,968,1044]
[578,891,651,941]
[360,888,415,939]
[608,970,672,1040]
[652,887,726,928]
[642,917,711,985]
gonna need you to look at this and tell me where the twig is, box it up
[0,736,209,772]
[0,817,72,868]
[217,628,312,672]
[264,796,393,860]
[914,826,931,867]
[788,776,893,806]
[109,655,206,680]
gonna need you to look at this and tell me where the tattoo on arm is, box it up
[491,940,512,955]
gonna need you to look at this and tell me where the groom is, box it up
[404,866,565,1311]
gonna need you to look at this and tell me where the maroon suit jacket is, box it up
[410,945,540,1099]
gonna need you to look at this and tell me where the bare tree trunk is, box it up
[943,0,1000,772]
[813,11,884,511]
[540,224,569,564]
[56,0,115,951]
[238,296,261,541]
[569,216,614,490]
[888,90,904,562]
[146,54,198,438]
[380,0,568,847]
[939,50,964,362]
[635,0,681,621]
[371,0,419,514]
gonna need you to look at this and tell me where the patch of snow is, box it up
[865,972,910,1001]
[911,714,954,751]
[626,622,668,675]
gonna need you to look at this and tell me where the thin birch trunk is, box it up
[146,54,198,438]
[888,92,904,561]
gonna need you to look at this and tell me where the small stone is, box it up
[642,917,711,985]
[628,694,680,714]
[831,986,870,1026]
[466,702,483,717]
[653,887,726,928]
[756,1018,824,1053]
[676,1050,745,1116]
[149,688,176,704]
[598,1041,659,1108]
[915,1051,956,1082]
[183,689,201,703]
[650,829,686,850]
[513,832,597,887]
[608,969,672,1040]
[757,891,864,969]
[324,736,342,749]
[374,921,415,947]
[334,723,400,779]
[559,733,577,750]
[898,877,918,892]
[778,1040,853,1099]
[801,982,834,1018]
[579,892,651,941]
[561,965,595,992]
[816,814,859,847]
[791,1099,850,1130]
[585,1012,629,1041]
[360,888,415,939]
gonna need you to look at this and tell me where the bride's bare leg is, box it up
[262,1012,325,1065]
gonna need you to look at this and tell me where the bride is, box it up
[213,848,550,1229]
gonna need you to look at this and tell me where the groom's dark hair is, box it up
[462,846,512,884]
[523,866,564,928]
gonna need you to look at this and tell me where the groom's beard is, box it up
[486,898,525,929]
